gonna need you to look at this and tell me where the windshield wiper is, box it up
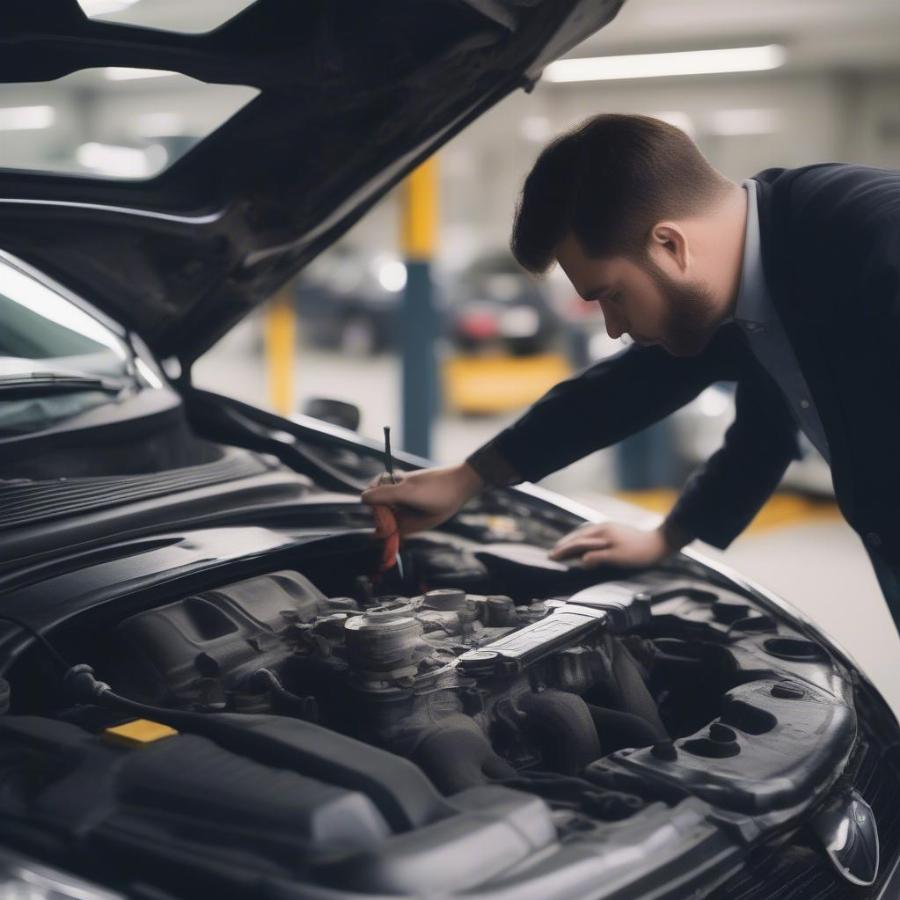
[0,372,127,400]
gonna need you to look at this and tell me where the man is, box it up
[362,113,900,630]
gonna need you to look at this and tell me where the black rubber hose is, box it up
[517,689,601,774]
[410,714,515,794]
[586,704,661,754]
[609,640,669,740]
[250,668,318,721]
[63,665,452,832]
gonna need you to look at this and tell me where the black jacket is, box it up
[467,164,900,565]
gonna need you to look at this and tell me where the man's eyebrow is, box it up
[582,286,612,301]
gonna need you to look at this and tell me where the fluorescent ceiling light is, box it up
[79,0,139,15]
[104,67,176,81]
[0,105,55,130]
[708,108,781,136]
[545,45,786,83]
[76,142,168,178]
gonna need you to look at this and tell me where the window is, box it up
[77,0,257,34]
[0,256,144,433]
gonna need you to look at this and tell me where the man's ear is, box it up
[648,222,690,274]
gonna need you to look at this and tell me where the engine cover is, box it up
[104,570,665,792]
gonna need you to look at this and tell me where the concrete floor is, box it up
[195,325,900,719]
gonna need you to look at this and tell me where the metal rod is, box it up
[382,424,404,579]
[383,425,395,482]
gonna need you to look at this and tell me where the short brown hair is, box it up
[510,114,729,273]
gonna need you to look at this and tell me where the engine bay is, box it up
[102,568,674,799]
[0,523,870,898]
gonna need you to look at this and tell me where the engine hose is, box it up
[250,668,318,721]
[609,639,669,740]
[66,663,249,734]
[63,665,454,832]
[586,704,661,754]
[410,714,515,794]
[517,689,601,774]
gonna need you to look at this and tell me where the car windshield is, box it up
[0,256,137,434]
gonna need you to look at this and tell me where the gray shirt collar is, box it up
[733,178,769,327]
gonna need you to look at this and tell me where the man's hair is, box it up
[510,114,730,273]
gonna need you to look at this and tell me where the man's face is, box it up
[555,232,720,357]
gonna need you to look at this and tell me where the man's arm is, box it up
[363,328,800,559]
[364,336,730,537]
[548,369,800,567]
[663,369,801,550]
[466,338,730,487]
[469,329,800,562]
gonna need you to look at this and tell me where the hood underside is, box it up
[0,0,622,362]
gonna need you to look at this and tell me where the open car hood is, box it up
[0,0,622,363]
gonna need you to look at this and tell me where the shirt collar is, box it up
[733,178,770,327]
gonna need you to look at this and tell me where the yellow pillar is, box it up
[265,289,295,416]
[401,156,438,260]
[399,156,439,456]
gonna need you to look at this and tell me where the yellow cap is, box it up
[104,719,178,747]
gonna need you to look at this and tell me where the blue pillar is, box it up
[401,259,438,456]
[615,419,679,490]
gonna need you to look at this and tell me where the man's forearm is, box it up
[456,461,488,500]
[465,442,524,488]
[463,342,725,489]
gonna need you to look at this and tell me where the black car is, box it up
[447,252,561,356]
[293,245,407,356]
[0,3,897,899]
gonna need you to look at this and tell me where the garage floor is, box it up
[195,326,900,720]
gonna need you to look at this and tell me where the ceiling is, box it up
[84,0,900,70]
[3,0,898,180]
[576,0,900,70]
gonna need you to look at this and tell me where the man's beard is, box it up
[646,258,720,357]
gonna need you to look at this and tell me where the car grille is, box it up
[708,710,900,899]
[0,449,268,531]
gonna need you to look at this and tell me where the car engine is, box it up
[103,568,670,801]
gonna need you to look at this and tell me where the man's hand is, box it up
[548,521,681,569]
[360,463,484,537]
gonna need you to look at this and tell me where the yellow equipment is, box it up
[443,351,570,414]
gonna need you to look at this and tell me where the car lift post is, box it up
[400,155,439,457]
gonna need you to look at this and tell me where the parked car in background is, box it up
[293,245,408,355]
[442,252,573,414]
[446,251,561,357]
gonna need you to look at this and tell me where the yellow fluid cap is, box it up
[104,719,178,747]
